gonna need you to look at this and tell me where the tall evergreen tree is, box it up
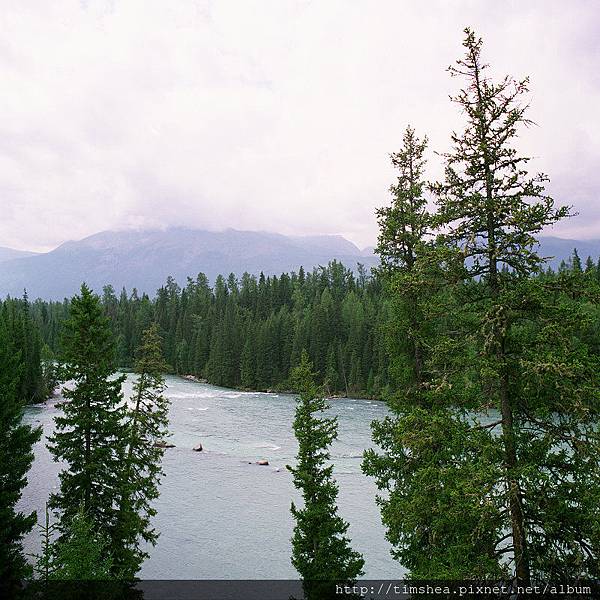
[113,323,170,577]
[287,351,364,599]
[19,292,45,402]
[48,284,127,566]
[0,317,42,589]
[584,255,595,273]
[374,125,432,384]
[571,248,582,272]
[363,125,494,577]
[428,28,599,583]
[365,28,600,583]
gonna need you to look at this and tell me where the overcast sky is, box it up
[1,1,599,252]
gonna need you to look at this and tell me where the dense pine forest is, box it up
[22,262,390,397]
[0,295,56,404]
[10,249,600,403]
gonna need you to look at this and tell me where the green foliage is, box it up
[492,275,600,578]
[113,323,170,577]
[0,315,42,588]
[36,298,169,581]
[0,295,51,403]
[51,507,116,580]
[48,284,128,571]
[365,408,505,578]
[32,504,116,582]
[32,504,59,581]
[40,343,58,397]
[287,351,364,599]
[365,27,600,584]
[375,125,431,277]
[31,262,391,398]
[374,125,435,388]
[363,123,498,577]
[429,28,599,583]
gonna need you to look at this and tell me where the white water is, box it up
[20,374,402,579]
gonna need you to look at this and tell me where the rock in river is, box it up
[256,459,269,466]
[193,443,203,452]
[154,441,176,449]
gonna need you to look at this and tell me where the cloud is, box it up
[0,0,598,252]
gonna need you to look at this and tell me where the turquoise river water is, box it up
[19,374,402,579]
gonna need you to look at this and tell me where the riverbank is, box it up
[173,373,385,402]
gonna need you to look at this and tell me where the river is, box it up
[19,374,402,579]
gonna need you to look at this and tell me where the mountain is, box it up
[0,230,596,301]
[0,228,378,300]
[537,236,600,269]
[0,246,38,263]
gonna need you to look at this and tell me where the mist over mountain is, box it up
[0,247,38,263]
[0,229,597,301]
[0,228,377,300]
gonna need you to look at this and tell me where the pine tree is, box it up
[48,284,127,567]
[32,504,59,582]
[374,126,432,384]
[324,345,339,393]
[0,317,42,589]
[572,248,582,272]
[240,328,257,389]
[362,124,494,577]
[428,28,598,582]
[21,292,45,402]
[51,507,116,580]
[287,351,364,599]
[584,255,595,273]
[113,323,170,577]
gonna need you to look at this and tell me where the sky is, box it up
[1,0,599,253]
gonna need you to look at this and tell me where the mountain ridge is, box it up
[0,228,376,300]
[0,229,598,301]
[0,246,38,263]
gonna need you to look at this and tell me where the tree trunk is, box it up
[499,363,530,586]
[473,52,530,584]
[84,391,91,512]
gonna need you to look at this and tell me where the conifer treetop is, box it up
[433,27,571,280]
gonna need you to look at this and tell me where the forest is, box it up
[8,249,600,404]
[1,28,600,597]
[23,261,390,398]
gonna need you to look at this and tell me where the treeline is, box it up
[19,250,600,402]
[0,295,56,403]
[28,262,392,398]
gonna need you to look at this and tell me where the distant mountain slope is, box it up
[537,236,600,269]
[0,231,596,301]
[0,246,37,263]
[0,228,378,300]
